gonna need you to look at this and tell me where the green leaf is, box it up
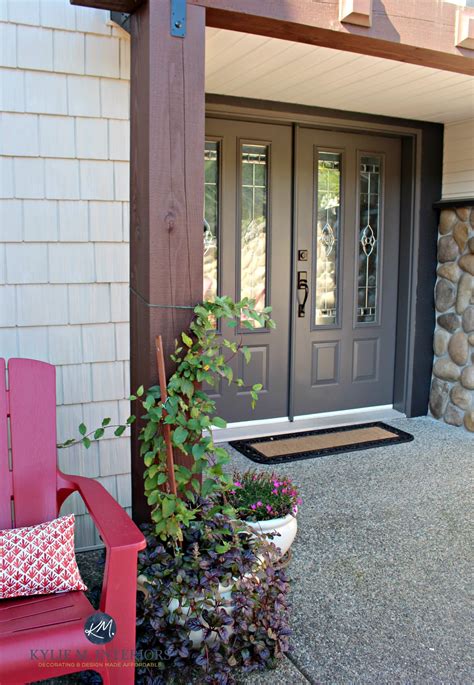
[192,442,207,459]
[82,436,91,449]
[201,478,217,498]
[157,472,168,485]
[79,423,87,436]
[252,383,263,392]
[162,497,176,519]
[101,417,111,427]
[182,332,193,347]
[242,346,251,364]
[212,416,227,429]
[93,428,105,440]
[114,425,127,437]
[215,543,230,554]
[227,319,238,328]
[172,426,188,445]
[136,385,144,397]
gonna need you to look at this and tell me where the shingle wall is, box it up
[0,0,132,548]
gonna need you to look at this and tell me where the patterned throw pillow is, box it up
[0,514,87,599]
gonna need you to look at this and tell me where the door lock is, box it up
[297,271,309,317]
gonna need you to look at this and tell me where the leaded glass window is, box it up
[240,144,268,327]
[315,151,341,326]
[357,155,382,324]
[204,141,219,301]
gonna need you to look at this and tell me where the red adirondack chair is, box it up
[0,358,146,684]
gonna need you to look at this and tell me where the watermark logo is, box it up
[84,613,116,645]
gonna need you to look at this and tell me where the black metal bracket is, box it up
[171,0,186,37]
[110,11,131,35]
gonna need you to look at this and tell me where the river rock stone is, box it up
[459,254,474,276]
[435,279,456,312]
[429,379,450,418]
[448,331,469,366]
[455,207,471,222]
[453,222,469,252]
[433,329,449,356]
[450,384,472,411]
[469,333,474,346]
[468,237,474,254]
[464,410,474,432]
[439,209,457,235]
[437,262,461,283]
[461,365,474,390]
[456,273,473,314]
[444,403,464,427]
[433,358,461,382]
[438,236,459,263]
[463,306,474,333]
[437,313,461,332]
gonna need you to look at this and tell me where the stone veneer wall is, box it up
[429,207,474,431]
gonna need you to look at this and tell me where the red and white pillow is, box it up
[0,514,87,600]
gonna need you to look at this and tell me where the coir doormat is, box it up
[229,421,414,464]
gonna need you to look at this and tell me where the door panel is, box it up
[205,118,292,422]
[293,128,401,415]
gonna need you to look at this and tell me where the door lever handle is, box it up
[297,271,309,317]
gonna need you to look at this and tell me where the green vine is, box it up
[58,297,275,546]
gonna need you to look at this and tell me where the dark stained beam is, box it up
[71,0,144,12]
[191,0,474,75]
[129,0,205,522]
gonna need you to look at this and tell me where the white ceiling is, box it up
[205,29,474,124]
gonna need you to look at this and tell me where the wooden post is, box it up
[130,0,205,523]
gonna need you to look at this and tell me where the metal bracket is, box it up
[171,0,186,37]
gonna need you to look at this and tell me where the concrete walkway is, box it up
[234,417,473,685]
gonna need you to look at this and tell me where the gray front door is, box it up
[204,118,292,422]
[293,128,401,415]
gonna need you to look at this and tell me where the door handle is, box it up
[297,271,309,317]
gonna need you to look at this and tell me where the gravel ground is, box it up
[40,417,472,684]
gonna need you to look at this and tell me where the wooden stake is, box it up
[155,336,177,496]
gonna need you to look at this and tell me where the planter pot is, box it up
[245,512,297,557]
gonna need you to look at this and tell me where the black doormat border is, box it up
[229,421,414,465]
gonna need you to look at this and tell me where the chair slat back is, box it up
[7,358,58,528]
[0,359,12,528]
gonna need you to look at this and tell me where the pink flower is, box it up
[251,504,257,510]
[229,490,236,495]
[266,504,272,513]
[234,481,242,488]
[253,474,258,481]
[297,497,302,505]
[273,480,280,488]
[272,489,278,495]
[282,488,288,494]
[257,501,263,507]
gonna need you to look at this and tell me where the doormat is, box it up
[229,422,414,464]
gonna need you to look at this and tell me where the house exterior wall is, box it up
[442,120,474,200]
[0,0,131,548]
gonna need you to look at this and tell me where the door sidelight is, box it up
[297,271,309,317]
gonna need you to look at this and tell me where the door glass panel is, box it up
[204,140,219,301]
[357,155,382,324]
[240,144,268,327]
[315,151,341,326]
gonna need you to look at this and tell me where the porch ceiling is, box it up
[205,29,474,124]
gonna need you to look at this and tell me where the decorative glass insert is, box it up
[315,151,341,326]
[357,155,382,323]
[204,141,219,301]
[240,144,268,327]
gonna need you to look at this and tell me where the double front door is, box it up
[204,118,401,422]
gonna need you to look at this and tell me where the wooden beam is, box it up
[190,0,474,75]
[130,0,205,522]
[71,0,144,12]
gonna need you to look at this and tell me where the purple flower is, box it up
[266,505,272,513]
[257,501,263,507]
[250,504,257,510]
[234,481,242,488]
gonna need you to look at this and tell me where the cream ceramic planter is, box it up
[245,512,297,557]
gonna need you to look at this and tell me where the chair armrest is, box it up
[57,471,146,553]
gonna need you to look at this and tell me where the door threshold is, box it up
[213,405,405,443]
